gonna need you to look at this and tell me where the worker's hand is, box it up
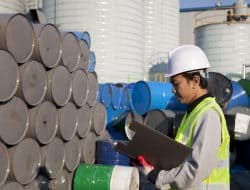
[136,155,154,176]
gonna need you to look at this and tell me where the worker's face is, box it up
[170,74,198,104]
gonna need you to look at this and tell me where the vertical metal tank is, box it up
[144,0,180,79]
[195,1,250,80]
[0,1,25,14]
[195,23,250,80]
[42,0,144,83]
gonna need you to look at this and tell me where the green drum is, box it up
[73,164,114,190]
[238,79,250,96]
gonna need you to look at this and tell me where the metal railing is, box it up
[195,9,250,28]
[242,64,250,79]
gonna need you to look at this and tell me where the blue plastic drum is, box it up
[111,84,124,110]
[226,81,249,111]
[131,81,186,115]
[106,107,127,127]
[88,51,96,72]
[73,31,91,48]
[96,140,130,166]
[100,83,112,108]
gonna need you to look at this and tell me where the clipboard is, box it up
[114,120,192,170]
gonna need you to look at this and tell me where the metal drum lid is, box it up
[77,104,92,138]
[41,137,65,179]
[49,170,71,190]
[2,181,23,190]
[58,102,78,141]
[0,97,29,145]
[64,136,81,172]
[92,103,107,135]
[35,24,62,68]
[125,112,144,140]
[71,70,89,107]
[86,72,98,107]
[5,14,34,63]
[0,142,10,186]
[110,166,140,190]
[0,50,19,102]
[80,132,96,164]
[79,40,90,71]
[12,138,41,185]
[31,101,58,144]
[20,61,47,106]
[144,109,176,137]
[49,66,72,107]
[61,32,81,72]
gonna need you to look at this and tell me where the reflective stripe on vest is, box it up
[175,97,230,189]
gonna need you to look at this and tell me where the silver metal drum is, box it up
[41,137,65,179]
[58,102,78,141]
[61,32,81,72]
[86,72,98,107]
[96,129,111,141]
[33,23,62,68]
[79,40,90,71]
[71,69,89,107]
[92,103,107,135]
[24,175,49,190]
[49,170,72,190]
[0,96,29,145]
[80,131,96,164]
[144,109,176,137]
[125,112,144,140]
[77,104,92,138]
[17,60,47,106]
[28,101,58,145]
[0,13,34,63]
[46,66,72,107]
[0,50,19,102]
[0,142,10,187]
[8,138,41,185]
[1,181,23,190]
[64,136,81,172]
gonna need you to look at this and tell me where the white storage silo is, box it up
[42,0,144,83]
[144,0,180,79]
[0,0,25,14]
[195,0,250,80]
[42,0,54,23]
[195,23,250,80]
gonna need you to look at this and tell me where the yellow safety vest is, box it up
[175,97,230,190]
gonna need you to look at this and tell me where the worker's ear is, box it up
[192,75,201,89]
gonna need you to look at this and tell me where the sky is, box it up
[180,0,250,9]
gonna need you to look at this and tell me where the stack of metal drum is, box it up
[0,13,108,190]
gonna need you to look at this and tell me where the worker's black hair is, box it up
[182,71,208,89]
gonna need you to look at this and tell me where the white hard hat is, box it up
[167,45,210,77]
